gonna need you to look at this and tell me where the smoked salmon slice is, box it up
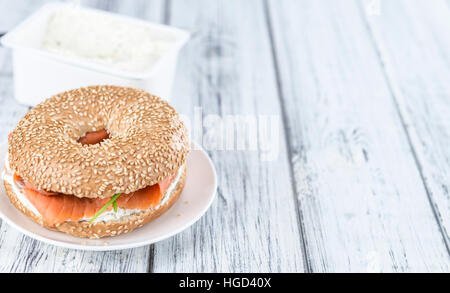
[115,175,173,210]
[19,173,174,225]
[78,129,110,145]
[13,173,22,182]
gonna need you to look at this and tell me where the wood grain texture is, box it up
[151,0,306,272]
[267,0,450,272]
[0,0,166,273]
[362,0,450,250]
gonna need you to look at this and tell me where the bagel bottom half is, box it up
[3,167,186,239]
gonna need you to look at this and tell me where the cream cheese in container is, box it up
[0,3,190,106]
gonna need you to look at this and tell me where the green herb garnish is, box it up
[89,193,121,223]
[113,200,118,212]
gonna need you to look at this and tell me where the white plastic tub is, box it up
[0,3,189,106]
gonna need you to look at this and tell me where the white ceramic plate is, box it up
[0,142,216,251]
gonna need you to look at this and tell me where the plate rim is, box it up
[0,141,217,251]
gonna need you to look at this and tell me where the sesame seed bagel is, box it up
[3,166,186,238]
[7,85,189,199]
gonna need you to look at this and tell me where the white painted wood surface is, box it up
[267,0,450,272]
[363,0,450,250]
[0,0,449,272]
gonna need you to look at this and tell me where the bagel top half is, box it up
[7,85,190,199]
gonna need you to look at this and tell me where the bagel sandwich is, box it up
[2,86,190,238]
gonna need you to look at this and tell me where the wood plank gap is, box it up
[163,0,171,25]
[262,0,312,273]
[147,244,155,273]
[357,1,450,254]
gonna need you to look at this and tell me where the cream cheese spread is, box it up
[41,6,178,72]
[2,153,41,216]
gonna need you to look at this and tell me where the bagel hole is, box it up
[78,129,110,145]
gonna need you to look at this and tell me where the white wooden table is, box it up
[0,0,449,273]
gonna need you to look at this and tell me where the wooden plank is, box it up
[95,0,166,20]
[0,52,28,141]
[0,228,149,273]
[151,0,306,272]
[362,0,450,251]
[0,0,166,273]
[0,0,51,32]
[267,0,450,272]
